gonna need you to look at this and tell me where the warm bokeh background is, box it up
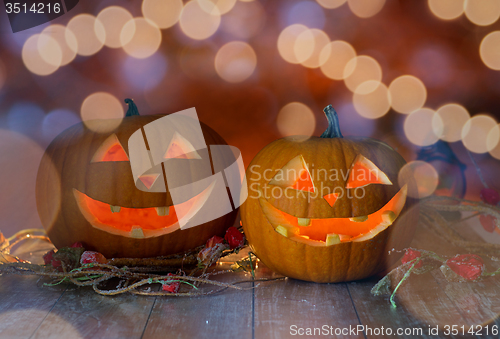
[1,0,500,237]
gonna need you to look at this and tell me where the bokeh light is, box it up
[316,0,347,9]
[7,102,45,139]
[480,31,500,70]
[180,0,221,40]
[142,0,183,29]
[344,55,382,94]
[296,29,330,68]
[434,103,470,142]
[220,0,265,39]
[41,25,77,66]
[277,24,309,64]
[0,129,47,236]
[215,41,257,83]
[276,102,316,139]
[121,18,162,59]
[404,108,442,146]
[66,14,105,56]
[461,114,498,153]
[464,0,500,26]
[36,32,62,68]
[121,53,168,91]
[97,6,134,48]
[320,40,356,80]
[388,75,427,114]
[487,124,500,159]
[348,0,386,18]
[0,309,82,338]
[336,102,376,136]
[80,92,124,132]
[398,160,439,199]
[198,0,237,15]
[22,34,59,76]
[286,1,325,29]
[352,81,391,119]
[428,0,464,20]
[41,108,81,143]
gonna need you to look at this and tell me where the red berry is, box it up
[479,214,496,233]
[446,254,484,281]
[401,248,423,268]
[206,235,224,248]
[224,227,245,249]
[51,259,62,271]
[43,250,55,265]
[70,242,83,248]
[162,273,180,293]
[80,251,108,265]
[480,188,500,206]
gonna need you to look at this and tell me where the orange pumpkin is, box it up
[36,99,237,258]
[241,105,418,283]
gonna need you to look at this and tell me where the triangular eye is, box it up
[269,155,315,193]
[91,134,129,163]
[346,154,392,188]
[164,132,202,160]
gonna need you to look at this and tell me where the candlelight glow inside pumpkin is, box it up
[241,105,418,282]
[36,99,239,258]
[73,182,212,239]
[260,153,407,246]
[75,125,214,239]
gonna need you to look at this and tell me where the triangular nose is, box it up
[323,192,339,207]
[139,173,160,189]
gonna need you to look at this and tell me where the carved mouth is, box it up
[259,185,407,246]
[74,183,214,238]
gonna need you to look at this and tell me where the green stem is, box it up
[125,98,140,117]
[483,267,500,277]
[390,258,419,308]
[320,105,343,139]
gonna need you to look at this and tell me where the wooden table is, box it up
[1,214,499,339]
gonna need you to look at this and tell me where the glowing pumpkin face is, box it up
[241,105,418,283]
[36,102,238,258]
[261,153,407,245]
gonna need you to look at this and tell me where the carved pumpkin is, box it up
[241,105,418,283]
[36,100,237,258]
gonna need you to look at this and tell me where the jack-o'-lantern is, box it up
[241,105,418,283]
[36,99,237,258]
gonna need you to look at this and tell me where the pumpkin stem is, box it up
[320,105,343,139]
[125,98,140,117]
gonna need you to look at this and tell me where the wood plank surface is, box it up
[347,277,450,339]
[0,275,66,339]
[141,260,254,339]
[391,211,499,337]
[31,286,157,339]
[1,214,498,338]
[253,263,363,339]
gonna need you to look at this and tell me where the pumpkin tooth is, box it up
[275,225,297,238]
[130,226,145,239]
[155,207,169,216]
[381,210,396,224]
[325,233,341,246]
[110,205,121,213]
[349,215,368,222]
[297,218,311,226]
[339,234,352,242]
